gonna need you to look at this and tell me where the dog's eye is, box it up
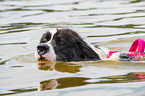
[58,41,64,46]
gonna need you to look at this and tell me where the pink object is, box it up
[127,52,135,57]
[128,39,145,60]
[133,72,145,79]
[108,39,145,61]
[129,39,145,53]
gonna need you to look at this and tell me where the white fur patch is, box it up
[47,29,57,44]
[108,52,121,60]
[93,47,109,60]
[85,40,109,60]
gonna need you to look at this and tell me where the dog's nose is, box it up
[37,44,49,55]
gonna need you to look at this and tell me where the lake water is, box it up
[0,0,145,96]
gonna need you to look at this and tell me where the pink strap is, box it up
[108,51,118,58]
[129,39,145,53]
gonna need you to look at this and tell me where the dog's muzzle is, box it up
[37,44,49,55]
[35,43,56,61]
[36,44,49,60]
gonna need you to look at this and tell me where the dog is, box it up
[35,29,128,62]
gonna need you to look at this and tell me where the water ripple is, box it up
[1,0,145,95]
[87,31,145,37]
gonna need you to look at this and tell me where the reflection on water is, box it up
[40,77,89,91]
[1,55,144,95]
[1,69,145,95]
[0,59,10,65]
[37,61,81,73]
[1,88,38,96]
[36,61,145,91]
[39,72,145,91]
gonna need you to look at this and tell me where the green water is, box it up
[0,0,145,96]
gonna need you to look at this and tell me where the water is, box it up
[0,0,145,96]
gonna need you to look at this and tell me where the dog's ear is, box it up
[40,31,51,43]
[74,38,101,61]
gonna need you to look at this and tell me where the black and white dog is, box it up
[35,29,120,61]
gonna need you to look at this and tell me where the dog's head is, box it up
[35,29,100,61]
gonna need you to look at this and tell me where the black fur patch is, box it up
[40,31,51,43]
[51,29,101,61]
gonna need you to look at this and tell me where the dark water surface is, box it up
[0,0,145,96]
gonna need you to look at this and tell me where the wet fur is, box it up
[36,29,101,61]
[51,29,101,61]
